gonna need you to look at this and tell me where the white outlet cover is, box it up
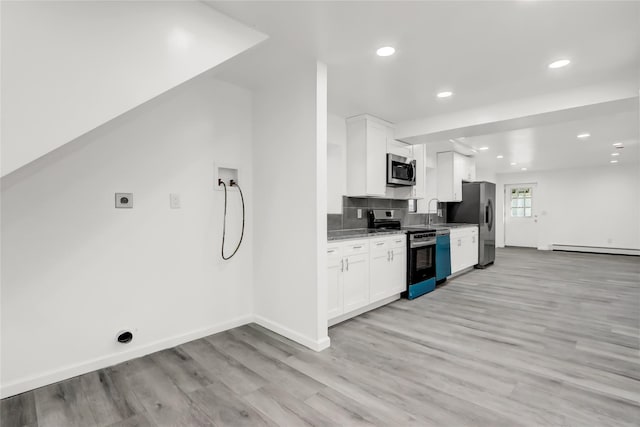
[115,193,133,208]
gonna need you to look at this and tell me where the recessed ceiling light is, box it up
[478,147,489,151]
[577,133,590,139]
[610,160,619,164]
[548,59,571,69]
[510,162,517,166]
[611,152,620,157]
[376,46,395,57]
[497,155,504,159]
[521,167,527,171]
[437,91,453,98]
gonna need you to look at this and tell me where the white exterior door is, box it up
[505,183,538,248]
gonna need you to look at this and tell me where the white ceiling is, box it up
[464,108,639,173]
[208,1,640,173]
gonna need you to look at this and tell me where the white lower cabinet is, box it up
[370,235,407,301]
[328,234,406,323]
[343,251,370,313]
[327,244,344,319]
[450,226,479,274]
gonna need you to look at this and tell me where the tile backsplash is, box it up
[327,196,446,231]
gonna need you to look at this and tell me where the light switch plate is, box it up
[357,208,362,219]
[115,193,133,208]
[170,193,181,209]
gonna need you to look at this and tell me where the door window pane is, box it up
[510,187,533,217]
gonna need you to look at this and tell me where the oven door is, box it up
[408,242,436,285]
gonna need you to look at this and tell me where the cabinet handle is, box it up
[387,250,391,261]
[346,258,349,271]
[391,250,394,261]
[395,239,403,243]
[328,249,336,253]
[340,258,344,272]
[353,245,363,249]
[376,242,385,246]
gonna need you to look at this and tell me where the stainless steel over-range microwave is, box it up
[387,153,416,186]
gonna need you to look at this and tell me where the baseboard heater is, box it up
[551,244,640,256]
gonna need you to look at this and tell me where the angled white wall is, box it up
[1,73,255,398]
[252,61,330,351]
[1,1,266,176]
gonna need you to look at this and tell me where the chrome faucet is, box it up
[427,198,439,225]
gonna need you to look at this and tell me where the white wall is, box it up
[327,114,347,213]
[0,73,254,397]
[1,1,266,176]
[476,167,497,183]
[495,164,640,251]
[252,61,330,351]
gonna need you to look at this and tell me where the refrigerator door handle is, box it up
[486,199,494,231]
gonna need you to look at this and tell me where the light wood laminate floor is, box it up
[2,248,639,426]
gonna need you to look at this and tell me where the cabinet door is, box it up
[327,246,343,319]
[389,245,407,294]
[369,240,391,301]
[366,121,387,196]
[343,252,370,313]
[412,144,425,200]
[452,153,465,200]
[450,235,464,274]
[387,139,413,158]
[469,231,479,267]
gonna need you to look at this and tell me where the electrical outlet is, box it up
[115,193,133,208]
[357,208,362,219]
[170,193,181,209]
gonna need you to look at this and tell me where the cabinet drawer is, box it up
[388,235,407,249]
[327,244,342,256]
[342,239,369,255]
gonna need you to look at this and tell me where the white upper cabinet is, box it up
[437,151,476,202]
[346,115,394,197]
[387,139,413,158]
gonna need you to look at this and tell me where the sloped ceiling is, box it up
[1,1,267,176]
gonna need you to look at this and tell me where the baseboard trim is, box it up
[328,294,400,327]
[0,314,253,399]
[551,244,640,256]
[253,315,330,352]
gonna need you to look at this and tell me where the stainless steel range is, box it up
[404,228,437,299]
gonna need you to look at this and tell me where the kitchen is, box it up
[1,1,639,426]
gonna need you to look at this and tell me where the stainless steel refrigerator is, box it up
[447,181,496,268]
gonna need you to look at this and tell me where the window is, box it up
[510,187,532,217]
[408,199,417,213]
